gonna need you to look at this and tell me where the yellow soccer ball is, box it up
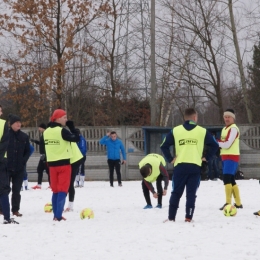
[44,203,53,213]
[223,204,237,217]
[80,208,94,219]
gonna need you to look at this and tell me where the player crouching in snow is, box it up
[139,153,169,209]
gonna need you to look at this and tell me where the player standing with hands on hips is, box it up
[99,131,126,187]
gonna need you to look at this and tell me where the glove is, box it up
[66,120,75,131]
[201,161,208,173]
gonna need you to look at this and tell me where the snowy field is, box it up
[1,179,260,260]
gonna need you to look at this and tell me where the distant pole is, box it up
[150,0,156,125]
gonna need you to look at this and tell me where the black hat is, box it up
[225,108,235,114]
[224,108,235,119]
[38,123,46,129]
[8,114,21,126]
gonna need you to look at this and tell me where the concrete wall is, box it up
[239,125,260,179]
[24,124,260,181]
[25,126,145,182]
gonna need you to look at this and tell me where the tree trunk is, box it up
[150,0,157,126]
[228,0,252,123]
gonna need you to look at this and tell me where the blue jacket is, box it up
[77,135,87,156]
[100,136,126,160]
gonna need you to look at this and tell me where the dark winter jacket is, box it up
[7,128,30,172]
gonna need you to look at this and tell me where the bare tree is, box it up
[159,0,228,122]
[0,0,110,108]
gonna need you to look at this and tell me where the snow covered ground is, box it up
[1,179,260,260]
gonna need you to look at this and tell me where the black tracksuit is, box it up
[5,128,30,213]
[0,121,11,220]
[31,135,50,184]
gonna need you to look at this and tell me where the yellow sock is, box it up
[225,184,232,204]
[232,184,242,206]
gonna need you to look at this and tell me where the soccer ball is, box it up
[44,203,53,213]
[223,204,237,217]
[80,208,94,219]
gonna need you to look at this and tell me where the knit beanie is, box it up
[8,114,21,125]
[38,123,47,129]
[223,108,235,119]
[50,109,66,122]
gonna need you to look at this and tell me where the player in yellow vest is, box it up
[161,108,219,222]
[217,109,242,210]
[43,109,80,221]
[139,154,169,209]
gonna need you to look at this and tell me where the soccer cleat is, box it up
[53,216,67,221]
[234,203,243,209]
[13,211,23,217]
[219,203,229,210]
[253,211,260,216]
[143,205,153,209]
[32,185,41,190]
[110,185,114,187]
[155,204,162,209]
[185,218,192,222]
[163,219,175,223]
[4,218,19,224]
[118,183,122,187]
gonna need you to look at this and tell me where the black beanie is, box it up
[38,123,47,129]
[225,108,235,114]
[8,114,21,125]
[224,108,235,119]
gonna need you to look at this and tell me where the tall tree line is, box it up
[0,0,259,126]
